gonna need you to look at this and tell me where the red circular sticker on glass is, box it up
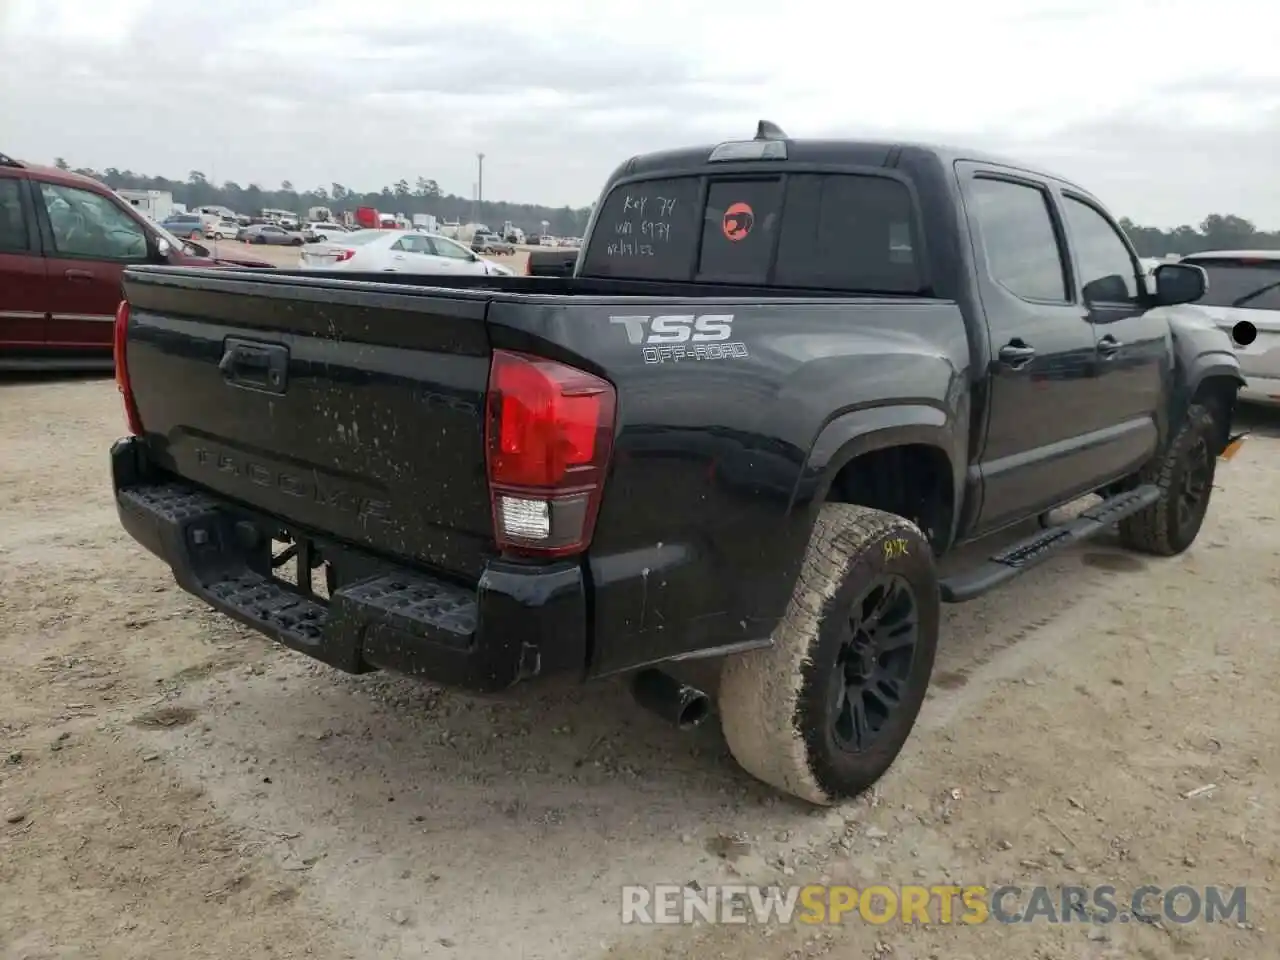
[722,202,754,241]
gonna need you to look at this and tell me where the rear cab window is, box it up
[1182,257,1280,311]
[580,172,924,294]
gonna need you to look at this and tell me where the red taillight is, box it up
[332,249,356,262]
[113,300,143,436]
[485,350,616,558]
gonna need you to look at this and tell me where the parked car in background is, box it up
[210,219,240,240]
[298,229,514,276]
[471,232,515,255]
[161,213,209,239]
[303,221,346,242]
[1179,249,1280,406]
[238,223,305,246]
[0,153,273,369]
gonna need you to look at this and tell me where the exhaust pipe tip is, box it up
[631,669,712,731]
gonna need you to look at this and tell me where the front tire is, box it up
[718,504,940,805]
[1118,403,1218,556]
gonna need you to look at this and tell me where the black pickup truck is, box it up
[110,122,1244,806]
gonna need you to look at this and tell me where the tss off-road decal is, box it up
[609,314,750,364]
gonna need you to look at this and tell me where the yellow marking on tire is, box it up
[883,538,910,561]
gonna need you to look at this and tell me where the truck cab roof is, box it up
[611,134,1095,199]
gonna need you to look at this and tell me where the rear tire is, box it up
[1118,403,1218,556]
[718,504,940,805]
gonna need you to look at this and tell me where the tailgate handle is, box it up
[219,338,289,394]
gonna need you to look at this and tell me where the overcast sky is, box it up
[2,0,1278,226]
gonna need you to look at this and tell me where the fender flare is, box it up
[790,404,964,539]
[1186,359,1246,400]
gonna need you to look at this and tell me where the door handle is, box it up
[998,342,1036,368]
[64,269,94,281]
[1097,335,1123,357]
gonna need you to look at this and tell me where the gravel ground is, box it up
[1,375,1277,960]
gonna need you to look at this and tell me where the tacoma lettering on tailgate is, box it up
[193,447,392,523]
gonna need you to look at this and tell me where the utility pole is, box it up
[477,152,485,221]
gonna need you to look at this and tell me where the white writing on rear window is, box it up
[608,194,678,257]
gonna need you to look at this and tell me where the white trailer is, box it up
[116,189,173,223]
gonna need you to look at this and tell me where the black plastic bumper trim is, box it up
[110,436,588,692]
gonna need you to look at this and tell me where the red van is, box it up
[0,154,273,370]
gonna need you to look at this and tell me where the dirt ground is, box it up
[1,376,1277,960]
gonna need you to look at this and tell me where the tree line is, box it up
[53,159,594,237]
[50,159,1278,254]
[1118,214,1278,258]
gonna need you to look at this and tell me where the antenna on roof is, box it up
[754,120,788,141]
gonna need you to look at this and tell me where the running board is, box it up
[939,484,1161,603]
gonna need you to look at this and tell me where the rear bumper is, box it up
[110,437,588,693]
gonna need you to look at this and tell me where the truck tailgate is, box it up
[120,268,495,578]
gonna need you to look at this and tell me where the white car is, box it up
[211,219,241,241]
[298,229,515,277]
[304,221,347,242]
[1178,250,1280,406]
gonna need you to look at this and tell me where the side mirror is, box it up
[185,240,211,258]
[1152,262,1207,307]
[1082,273,1132,304]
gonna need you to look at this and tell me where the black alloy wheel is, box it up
[830,575,920,753]
[1177,434,1213,536]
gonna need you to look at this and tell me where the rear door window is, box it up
[968,177,1069,302]
[391,236,428,253]
[429,237,474,260]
